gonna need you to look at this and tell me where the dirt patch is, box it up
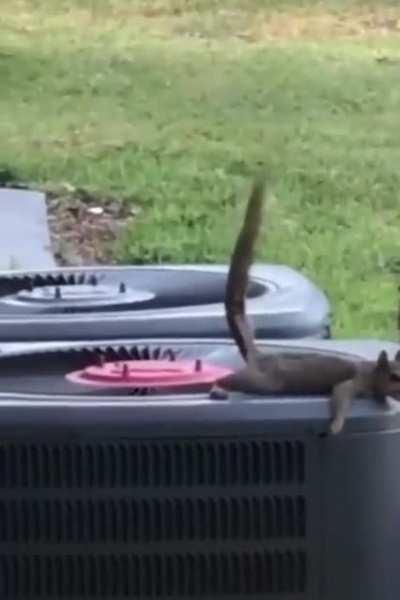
[9,2,400,43]
[255,10,400,41]
[170,8,400,43]
[45,184,138,266]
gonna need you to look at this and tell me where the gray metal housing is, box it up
[0,337,398,599]
[0,263,331,341]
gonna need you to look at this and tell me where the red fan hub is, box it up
[66,359,232,389]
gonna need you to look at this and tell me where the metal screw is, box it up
[119,282,126,294]
[122,363,129,379]
[195,359,202,372]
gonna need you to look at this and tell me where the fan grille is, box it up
[0,272,98,296]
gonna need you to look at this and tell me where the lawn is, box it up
[1,0,400,338]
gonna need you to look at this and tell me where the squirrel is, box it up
[210,178,400,434]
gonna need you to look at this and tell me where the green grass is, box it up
[1,0,400,338]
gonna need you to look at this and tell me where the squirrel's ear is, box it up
[376,350,390,373]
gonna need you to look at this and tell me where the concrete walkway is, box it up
[0,188,56,270]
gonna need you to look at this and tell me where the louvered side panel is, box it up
[0,437,318,599]
[0,552,307,598]
[0,440,305,488]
